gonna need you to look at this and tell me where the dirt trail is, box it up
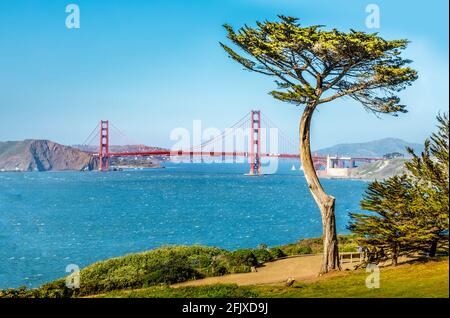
[173,254,356,288]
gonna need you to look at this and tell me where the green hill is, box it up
[99,257,448,298]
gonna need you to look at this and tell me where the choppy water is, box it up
[0,162,368,289]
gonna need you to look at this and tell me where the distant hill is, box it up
[0,140,96,172]
[348,158,408,180]
[314,138,423,158]
[73,144,168,153]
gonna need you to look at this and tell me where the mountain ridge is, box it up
[1,137,424,172]
[313,137,423,158]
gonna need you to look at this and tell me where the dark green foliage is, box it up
[349,114,449,264]
[268,247,287,259]
[141,255,204,286]
[229,249,258,270]
[405,113,449,256]
[252,248,274,264]
[78,246,226,294]
[349,175,416,265]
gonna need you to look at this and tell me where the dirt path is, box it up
[173,254,355,288]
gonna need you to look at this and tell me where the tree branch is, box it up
[317,81,375,104]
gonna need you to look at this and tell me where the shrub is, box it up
[1,245,270,298]
[142,256,204,285]
[76,246,223,295]
[295,246,314,255]
[229,249,258,267]
[251,249,273,264]
[268,247,286,259]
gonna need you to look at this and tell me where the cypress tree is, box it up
[349,175,416,266]
[349,113,449,263]
[220,15,417,273]
[405,113,449,256]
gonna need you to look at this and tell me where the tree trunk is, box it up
[429,239,438,257]
[299,104,340,274]
[391,244,398,266]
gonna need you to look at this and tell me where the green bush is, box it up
[296,246,314,255]
[268,247,286,259]
[76,246,227,295]
[142,256,204,285]
[228,249,258,272]
[251,249,273,264]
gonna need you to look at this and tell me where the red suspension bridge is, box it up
[82,110,382,174]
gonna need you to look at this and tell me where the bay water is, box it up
[0,162,368,289]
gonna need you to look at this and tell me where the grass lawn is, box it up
[97,257,449,298]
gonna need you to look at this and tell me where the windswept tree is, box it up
[221,16,417,273]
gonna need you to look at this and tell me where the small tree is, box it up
[221,16,417,273]
[349,113,449,262]
[405,113,449,256]
[349,175,417,266]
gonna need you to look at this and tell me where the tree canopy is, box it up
[221,15,418,114]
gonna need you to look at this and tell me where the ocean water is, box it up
[0,162,368,289]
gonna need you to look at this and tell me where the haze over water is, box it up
[0,162,368,289]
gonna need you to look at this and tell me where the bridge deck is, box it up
[92,151,382,162]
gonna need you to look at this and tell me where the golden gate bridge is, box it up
[81,110,382,174]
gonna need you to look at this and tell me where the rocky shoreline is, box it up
[0,140,96,172]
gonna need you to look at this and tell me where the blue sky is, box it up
[0,0,448,149]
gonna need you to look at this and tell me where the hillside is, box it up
[0,140,96,172]
[100,258,448,298]
[314,138,423,158]
[348,158,408,180]
[2,240,446,298]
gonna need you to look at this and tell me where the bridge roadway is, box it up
[95,150,298,159]
[93,150,381,163]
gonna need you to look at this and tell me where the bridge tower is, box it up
[99,120,109,171]
[249,110,261,175]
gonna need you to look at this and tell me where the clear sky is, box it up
[0,0,448,149]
